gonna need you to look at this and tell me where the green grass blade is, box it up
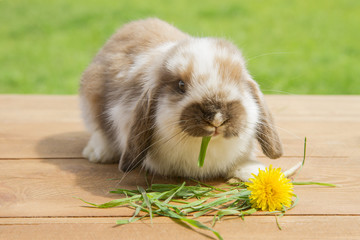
[97,197,139,208]
[116,216,145,225]
[152,188,177,201]
[128,202,150,213]
[179,217,223,240]
[292,137,307,180]
[75,197,100,207]
[165,198,209,209]
[109,189,140,196]
[171,199,191,204]
[240,208,257,216]
[217,209,242,216]
[280,194,299,215]
[190,179,227,192]
[198,136,212,167]
[227,181,247,188]
[138,186,153,223]
[154,202,183,219]
[78,194,141,208]
[129,205,143,222]
[212,209,241,226]
[164,182,186,204]
[292,181,336,187]
[275,215,282,230]
[211,189,239,198]
[193,208,214,218]
[155,200,224,240]
[195,196,231,210]
[302,137,307,166]
[149,184,181,192]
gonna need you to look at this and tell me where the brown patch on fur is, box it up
[214,39,239,52]
[158,66,184,99]
[212,38,244,83]
[180,57,195,83]
[223,101,247,138]
[80,18,190,148]
[80,62,106,129]
[119,87,160,172]
[196,74,210,85]
[157,55,196,103]
[180,98,246,138]
[215,56,243,83]
[246,80,283,159]
[102,18,190,66]
[161,47,194,82]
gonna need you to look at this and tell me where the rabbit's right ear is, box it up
[119,89,158,172]
[246,79,283,159]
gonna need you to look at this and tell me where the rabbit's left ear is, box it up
[246,79,283,159]
[119,89,157,172]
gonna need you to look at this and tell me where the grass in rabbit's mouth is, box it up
[77,138,335,240]
[198,136,212,167]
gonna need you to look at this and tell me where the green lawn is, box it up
[1,0,359,94]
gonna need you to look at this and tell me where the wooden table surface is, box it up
[1,95,360,239]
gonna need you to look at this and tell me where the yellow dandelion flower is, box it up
[247,165,294,212]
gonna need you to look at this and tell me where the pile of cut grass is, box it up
[79,178,334,239]
[80,181,257,240]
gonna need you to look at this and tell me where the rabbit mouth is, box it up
[213,127,221,137]
[206,125,223,137]
[180,122,233,139]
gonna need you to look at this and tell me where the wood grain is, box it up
[1,216,360,240]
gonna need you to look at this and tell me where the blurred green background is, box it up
[1,0,359,94]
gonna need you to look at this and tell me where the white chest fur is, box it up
[144,128,257,179]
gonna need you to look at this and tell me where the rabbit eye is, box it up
[178,80,186,93]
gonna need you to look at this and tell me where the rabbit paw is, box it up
[82,130,118,164]
[228,160,265,182]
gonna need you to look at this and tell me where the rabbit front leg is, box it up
[82,129,119,164]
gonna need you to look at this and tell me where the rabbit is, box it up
[79,18,283,181]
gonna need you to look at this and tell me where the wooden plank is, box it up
[275,121,360,157]
[0,124,88,159]
[266,95,360,118]
[1,216,360,240]
[0,159,135,217]
[1,95,359,159]
[1,157,359,217]
[0,95,88,158]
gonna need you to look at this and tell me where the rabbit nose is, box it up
[211,112,225,127]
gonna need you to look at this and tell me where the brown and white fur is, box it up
[80,18,283,181]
